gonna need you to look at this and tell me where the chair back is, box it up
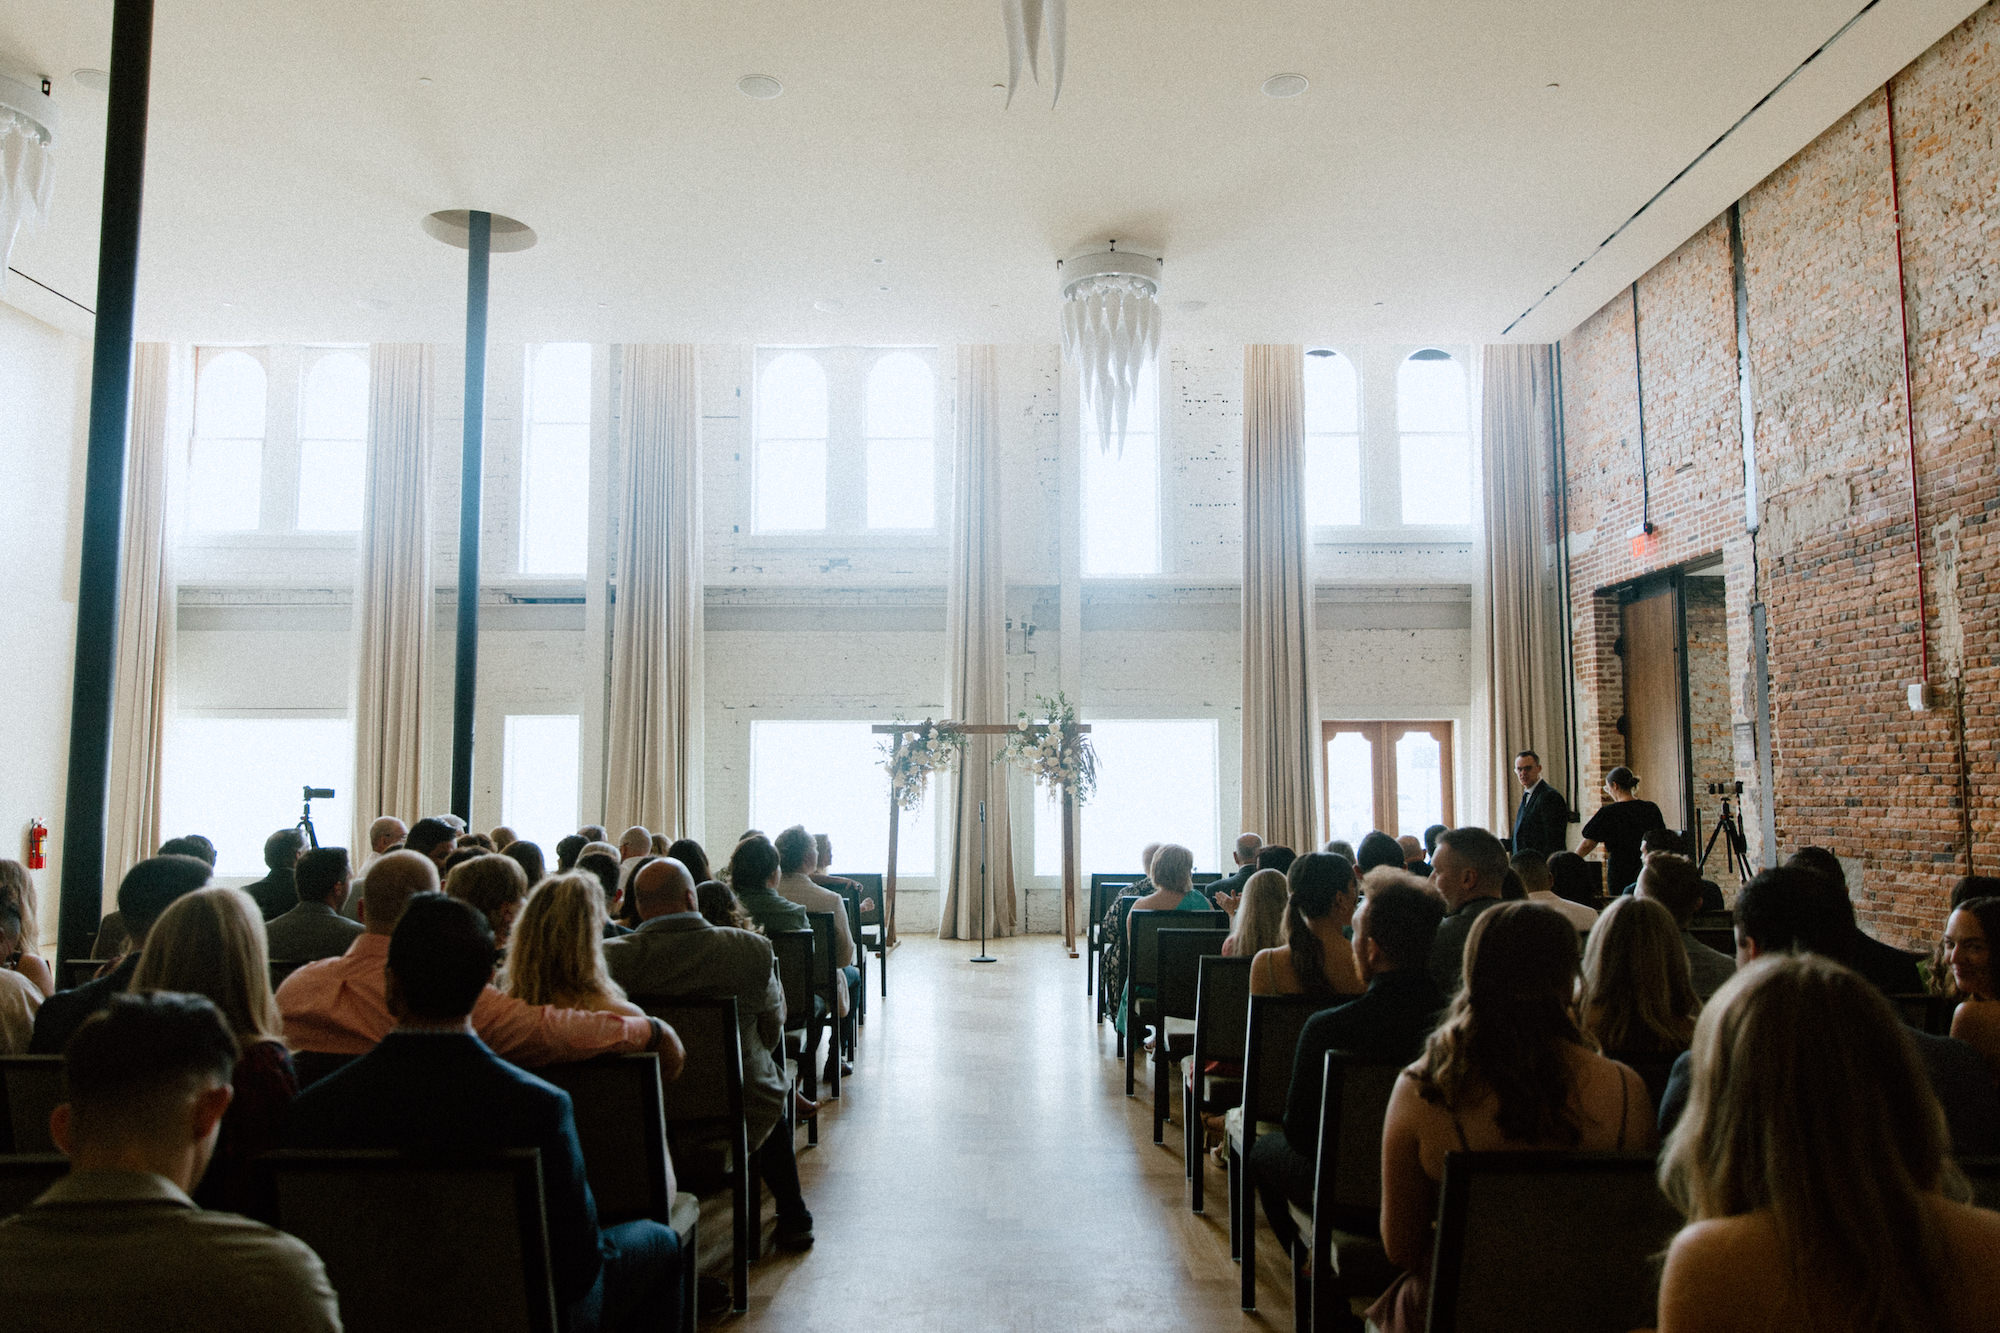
[535,1054,670,1225]
[1688,926,1736,957]
[1961,1156,2000,1210]
[1316,1052,1404,1217]
[1129,910,1229,992]
[1190,956,1254,1072]
[1888,992,1955,1037]
[0,1056,63,1154]
[262,1148,559,1333]
[847,873,885,928]
[291,1051,357,1089]
[807,912,839,992]
[1608,1049,1681,1114]
[771,930,815,1031]
[1240,995,1321,1124]
[1088,875,1140,932]
[628,997,745,1127]
[0,1153,66,1218]
[1156,929,1231,1021]
[58,959,107,991]
[1428,1151,1680,1333]
[1191,871,1223,887]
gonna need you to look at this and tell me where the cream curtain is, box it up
[1478,344,1568,829]
[1240,344,1323,856]
[106,342,177,887]
[351,344,434,849]
[940,346,1016,940]
[605,345,704,837]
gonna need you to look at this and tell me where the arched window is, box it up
[520,342,592,575]
[189,350,267,532]
[1302,348,1361,526]
[864,351,936,529]
[1397,348,1472,525]
[754,351,829,532]
[297,349,368,531]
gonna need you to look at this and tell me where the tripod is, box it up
[1699,795,1753,883]
[296,787,324,850]
[970,799,996,963]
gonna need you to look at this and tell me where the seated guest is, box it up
[1096,843,1165,1014]
[445,852,530,951]
[1637,852,1736,1000]
[1422,823,1447,863]
[264,846,364,964]
[504,838,547,888]
[1632,827,1723,910]
[505,874,645,1017]
[618,826,653,862]
[667,837,713,887]
[696,880,756,933]
[489,825,517,851]
[605,858,816,1250]
[275,851,680,1071]
[1655,954,2000,1331]
[1579,895,1698,1107]
[365,815,408,867]
[556,833,589,873]
[1545,849,1601,908]
[1130,841,1164,894]
[0,900,43,1052]
[1323,838,1356,865]
[242,828,307,922]
[1249,853,1363,999]
[650,834,672,856]
[1514,850,1596,931]
[0,858,53,996]
[0,994,339,1331]
[1374,903,1655,1331]
[1354,831,1404,876]
[1250,879,1445,1257]
[32,854,212,1053]
[1400,834,1431,878]
[1945,896,2000,1081]
[129,888,296,1214]
[577,850,627,929]
[809,833,875,917]
[457,832,497,853]
[578,824,609,844]
[160,833,218,866]
[1255,844,1298,875]
[1210,832,1264,911]
[1426,826,1510,996]
[403,816,459,872]
[1499,866,1528,901]
[1787,845,1924,994]
[1658,867,2000,1156]
[1222,868,1288,958]
[775,825,856,1025]
[1930,876,2000,999]
[730,835,808,938]
[289,895,682,1332]
[1119,845,1215,1036]
[616,855,659,928]
[441,847,485,876]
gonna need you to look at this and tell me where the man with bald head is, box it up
[366,815,407,861]
[618,827,653,862]
[606,857,816,1250]
[277,851,683,1075]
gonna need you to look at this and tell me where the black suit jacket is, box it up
[1850,929,1925,995]
[29,954,141,1054]
[244,869,299,922]
[1210,865,1256,902]
[1281,969,1446,1154]
[285,1030,605,1311]
[1512,781,1570,857]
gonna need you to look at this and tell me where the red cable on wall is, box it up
[1885,80,1931,688]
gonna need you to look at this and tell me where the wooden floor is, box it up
[707,934,1298,1330]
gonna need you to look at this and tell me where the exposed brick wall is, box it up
[1557,6,2000,947]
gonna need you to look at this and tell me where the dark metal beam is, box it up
[57,0,155,962]
[449,210,491,822]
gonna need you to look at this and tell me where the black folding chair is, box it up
[290,1051,357,1090]
[58,959,109,991]
[771,930,824,1143]
[1086,874,1138,1004]
[0,1152,66,1218]
[1153,927,1231,1145]
[0,1055,63,1153]
[1888,992,1956,1037]
[1291,1052,1404,1333]
[807,910,845,1096]
[1124,909,1229,1097]
[848,872,888,997]
[1184,955,1253,1214]
[1231,994,1321,1308]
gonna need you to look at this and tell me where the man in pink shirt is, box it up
[277,851,682,1074]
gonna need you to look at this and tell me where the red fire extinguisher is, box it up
[27,819,47,870]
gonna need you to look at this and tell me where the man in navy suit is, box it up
[286,893,681,1333]
[1510,750,1570,857]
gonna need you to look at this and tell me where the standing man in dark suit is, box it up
[286,893,682,1333]
[1510,750,1570,857]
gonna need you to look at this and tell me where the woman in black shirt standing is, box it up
[1575,766,1666,895]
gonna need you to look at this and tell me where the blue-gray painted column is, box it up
[449,210,491,822]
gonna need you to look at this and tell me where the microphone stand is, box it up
[971,797,996,963]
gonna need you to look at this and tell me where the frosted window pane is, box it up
[1033,720,1218,876]
[531,344,592,424]
[758,353,828,442]
[865,351,934,440]
[298,439,365,531]
[1325,731,1375,850]
[523,422,590,574]
[1399,433,1473,525]
[750,721,935,875]
[1397,351,1467,433]
[301,351,368,439]
[162,717,353,876]
[1394,730,1444,838]
[195,351,267,440]
[867,439,935,529]
[1306,434,1362,526]
[755,439,827,532]
[1082,430,1159,575]
[1034,787,1063,877]
[503,715,581,854]
[1303,351,1358,433]
[188,437,263,532]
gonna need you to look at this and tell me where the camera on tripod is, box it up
[1705,781,1743,797]
[297,785,336,849]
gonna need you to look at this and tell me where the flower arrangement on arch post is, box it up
[1002,690,1098,804]
[880,719,968,812]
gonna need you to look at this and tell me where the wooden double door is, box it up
[1322,720,1455,847]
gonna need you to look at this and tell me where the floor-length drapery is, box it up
[1240,344,1323,856]
[940,345,1016,940]
[605,344,704,838]
[351,344,434,850]
[106,342,178,887]
[1477,344,1567,830]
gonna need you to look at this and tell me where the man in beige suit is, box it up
[605,858,815,1251]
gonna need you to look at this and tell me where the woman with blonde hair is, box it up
[0,860,51,996]
[503,874,643,1018]
[444,852,530,951]
[1656,954,2000,1331]
[128,887,295,1213]
[1223,868,1288,959]
[1579,894,1699,1106]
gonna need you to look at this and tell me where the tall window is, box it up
[1082,361,1161,576]
[754,352,830,532]
[1303,349,1361,526]
[1033,718,1218,874]
[521,343,592,575]
[296,350,368,531]
[161,717,353,875]
[865,351,936,529]
[749,721,936,874]
[502,714,581,851]
[1397,349,1472,525]
[189,350,267,533]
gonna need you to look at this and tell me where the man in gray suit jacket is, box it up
[605,858,816,1251]
[265,847,365,964]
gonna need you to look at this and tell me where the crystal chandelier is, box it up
[1001,0,1065,107]
[1060,242,1162,454]
[0,74,56,279]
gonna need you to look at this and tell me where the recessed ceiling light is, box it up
[873,257,885,264]
[878,285,891,293]
[1262,73,1309,99]
[1544,81,1562,91]
[737,74,784,100]
[73,69,108,92]
[417,76,434,88]
[1373,300,1385,307]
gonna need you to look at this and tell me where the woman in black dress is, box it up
[1575,766,1666,895]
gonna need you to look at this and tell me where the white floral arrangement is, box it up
[881,719,967,812]
[1003,691,1098,804]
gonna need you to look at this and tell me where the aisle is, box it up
[722,935,1295,1330]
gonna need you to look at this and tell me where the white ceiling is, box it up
[0,0,1983,347]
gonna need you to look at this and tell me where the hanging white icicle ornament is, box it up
[1058,244,1162,455]
[1001,0,1066,108]
[0,75,56,282]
